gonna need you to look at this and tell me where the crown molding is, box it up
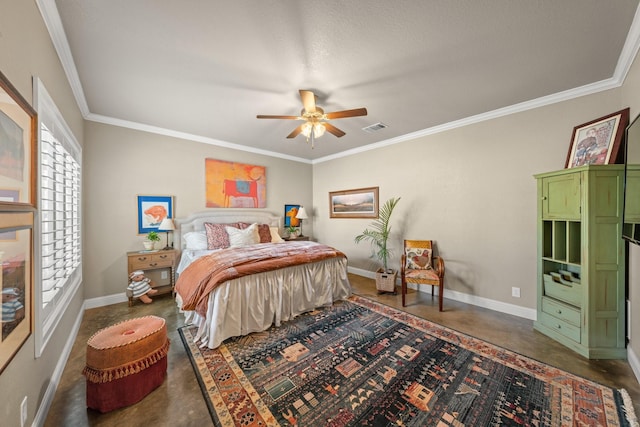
[38,1,640,165]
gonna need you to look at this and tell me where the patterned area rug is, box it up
[178,295,638,426]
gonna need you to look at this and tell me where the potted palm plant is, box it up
[143,231,161,250]
[354,197,401,293]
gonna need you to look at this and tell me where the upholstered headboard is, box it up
[174,209,281,250]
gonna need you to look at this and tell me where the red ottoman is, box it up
[82,315,170,413]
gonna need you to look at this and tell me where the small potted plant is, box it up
[287,225,300,239]
[143,231,161,250]
[354,197,401,293]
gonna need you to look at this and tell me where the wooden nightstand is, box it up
[283,236,310,241]
[126,249,177,306]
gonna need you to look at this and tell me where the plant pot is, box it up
[375,268,397,294]
[143,241,154,250]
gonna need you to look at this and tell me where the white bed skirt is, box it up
[177,257,351,349]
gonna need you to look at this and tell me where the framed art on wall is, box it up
[0,211,33,374]
[565,108,630,168]
[284,204,301,227]
[329,187,379,218]
[0,71,37,206]
[137,195,173,234]
[205,159,266,208]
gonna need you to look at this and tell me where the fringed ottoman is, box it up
[82,315,170,413]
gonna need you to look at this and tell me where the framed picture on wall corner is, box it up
[284,204,301,227]
[565,108,630,168]
[0,70,37,206]
[137,195,174,234]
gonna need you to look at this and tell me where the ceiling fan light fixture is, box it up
[313,123,326,137]
[301,122,313,138]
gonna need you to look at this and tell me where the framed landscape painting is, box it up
[0,211,33,374]
[329,187,379,218]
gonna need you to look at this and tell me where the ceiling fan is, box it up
[257,90,367,147]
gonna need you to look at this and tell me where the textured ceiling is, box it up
[50,0,640,162]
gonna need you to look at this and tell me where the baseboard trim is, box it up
[628,346,640,385]
[32,305,85,427]
[84,292,128,309]
[348,267,537,320]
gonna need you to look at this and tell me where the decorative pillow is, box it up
[226,223,260,247]
[269,227,284,243]
[405,247,432,270]
[235,222,272,243]
[257,224,272,243]
[183,231,208,250]
[204,223,237,249]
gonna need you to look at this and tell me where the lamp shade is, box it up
[158,218,175,231]
[295,207,309,220]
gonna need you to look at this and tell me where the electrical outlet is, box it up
[511,287,521,298]
[20,396,27,427]
[161,271,168,280]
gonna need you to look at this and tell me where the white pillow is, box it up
[226,223,260,247]
[183,231,208,250]
[269,226,284,243]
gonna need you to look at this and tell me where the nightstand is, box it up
[126,249,177,306]
[283,236,310,241]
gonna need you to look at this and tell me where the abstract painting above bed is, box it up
[174,210,352,349]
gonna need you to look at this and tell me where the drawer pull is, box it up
[557,325,562,329]
[149,262,158,267]
[137,256,148,261]
[557,310,562,314]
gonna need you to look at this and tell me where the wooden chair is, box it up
[401,240,445,311]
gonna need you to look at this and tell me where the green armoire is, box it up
[534,165,626,359]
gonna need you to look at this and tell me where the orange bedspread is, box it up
[175,241,346,317]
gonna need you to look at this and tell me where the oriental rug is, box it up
[178,295,638,427]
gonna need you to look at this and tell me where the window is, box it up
[34,78,82,357]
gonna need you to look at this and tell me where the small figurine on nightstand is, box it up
[127,270,158,304]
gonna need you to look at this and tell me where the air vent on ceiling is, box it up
[362,122,388,133]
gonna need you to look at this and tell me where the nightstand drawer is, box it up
[128,252,176,270]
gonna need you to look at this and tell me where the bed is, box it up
[174,210,351,349]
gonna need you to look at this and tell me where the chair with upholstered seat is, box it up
[401,240,445,311]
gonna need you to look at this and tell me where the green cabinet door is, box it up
[540,172,581,220]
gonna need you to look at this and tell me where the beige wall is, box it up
[84,122,313,299]
[0,0,85,426]
[621,53,640,365]
[2,0,640,424]
[313,89,624,309]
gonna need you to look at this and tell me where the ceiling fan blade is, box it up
[324,122,346,138]
[287,124,305,139]
[257,114,301,119]
[325,107,368,120]
[299,90,317,113]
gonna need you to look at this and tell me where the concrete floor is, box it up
[44,274,640,426]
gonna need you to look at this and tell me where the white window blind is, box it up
[35,78,82,356]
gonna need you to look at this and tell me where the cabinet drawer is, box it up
[539,312,581,343]
[541,297,581,326]
[543,275,582,307]
[129,252,176,270]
